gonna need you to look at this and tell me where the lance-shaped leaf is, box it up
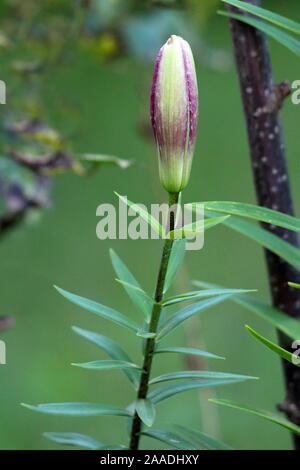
[162,287,256,307]
[22,403,132,417]
[288,282,300,289]
[149,370,257,385]
[72,327,140,387]
[194,280,300,341]
[110,249,152,319]
[245,325,300,367]
[148,378,246,404]
[43,432,103,449]
[115,193,165,237]
[193,201,300,233]
[141,429,198,450]
[219,10,300,58]
[221,0,300,36]
[54,286,139,332]
[168,216,230,240]
[235,297,300,341]
[174,426,232,450]
[136,399,156,427]
[154,346,225,360]
[203,214,300,273]
[157,295,232,340]
[209,399,300,436]
[164,239,186,294]
[72,360,141,371]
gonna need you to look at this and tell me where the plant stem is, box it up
[225,0,300,449]
[129,192,179,450]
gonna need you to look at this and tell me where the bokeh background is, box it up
[0,0,299,450]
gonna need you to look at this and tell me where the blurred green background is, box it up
[0,0,299,450]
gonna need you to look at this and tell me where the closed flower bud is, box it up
[150,35,198,194]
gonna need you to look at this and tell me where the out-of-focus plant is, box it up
[0,0,134,238]
[220,0,300,57]
[22,35,257,451]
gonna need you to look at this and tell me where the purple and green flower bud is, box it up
[150,35,198,194]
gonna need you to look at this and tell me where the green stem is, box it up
[129,192,179,450]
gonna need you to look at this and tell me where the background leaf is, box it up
[219,10,300,58]
[81,153,133,169]
[207,214,300,272]
[245,325,300,367]
[209,399,300,436]
[194,281,300,341]
[221,0,300,35]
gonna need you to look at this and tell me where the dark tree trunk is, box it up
[225,0,300,449]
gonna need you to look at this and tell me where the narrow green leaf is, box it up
[168,216,230,239]
[110,249,152,319]
[81,153,133,169]
[157,295,231,340]
[288,282,300,289]
[235,297,300,341]
[72,326,140,387]
[141,429,198,450]
[22,402,132,417]
[149,379,245,404]
[136,399,156,427]
[207,214,300,272]
[154,347,225,360]
[194,280,300,341]
[221,0,300,36]
[54,285,139,332]
[219,11,300,58]
[162,288,256,307]
[209,399,300,436]
[164,239,186,294]
[115,193,165,237]
[43,432,102,449]
[174,426,232,450]
[149,370,257,385]
[97,445,127,450]
[194,201,300,233]
[72,360,141,371]
[245,325,300,367]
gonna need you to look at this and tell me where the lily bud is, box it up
[150,35,198,194]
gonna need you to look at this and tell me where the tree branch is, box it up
[225,0,300,449]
